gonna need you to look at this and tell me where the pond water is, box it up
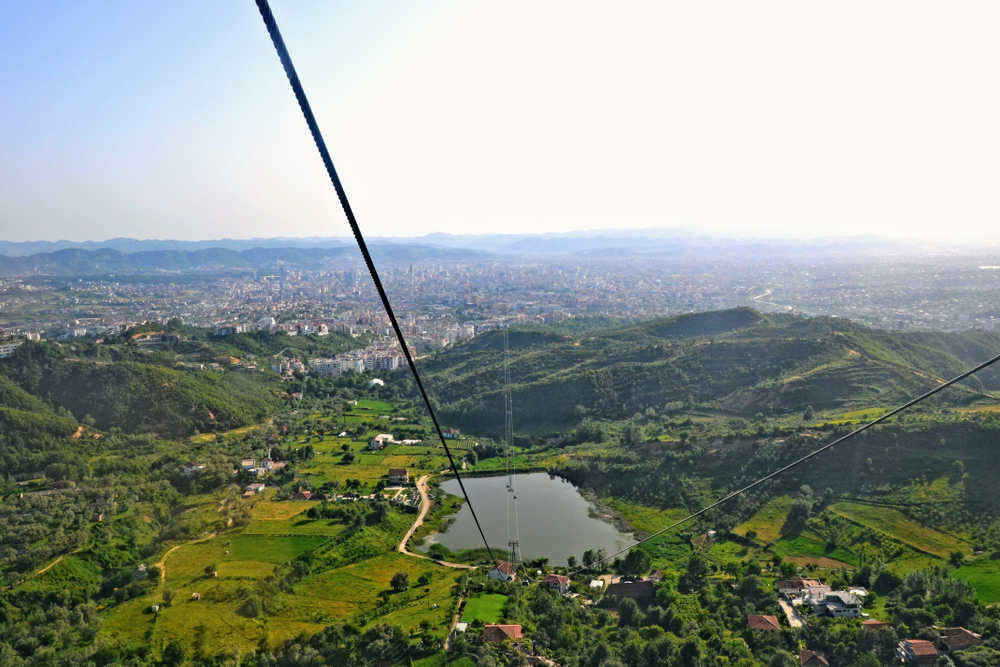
[418,472,633,566]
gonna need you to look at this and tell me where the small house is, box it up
[542,573,570,594]
[183,463,206,477]
[387,468,409,486]
[897,640,938,665]
[483,624,522,643]
[775,578,823,597]
[589,579,604,589]
[291,486,312,501]
[799,651,829,667]
[939,628,982,653]
[191,593,201,601]
[605,580,655,600]
[748,615,781,632]
[150,605,160,613]
[247,482,266,495]
[488,561,517,582]
[443,428,460,439]
[861,620,890,631]
[707,529,717,539]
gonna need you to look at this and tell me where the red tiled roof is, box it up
[905,640,938,656]
[387,468,408,476]
[483,624,522,642]
[800,651,829,667]
[748,615,781,631]
[543,574,569,585]
[940,627,982,649]
[492,561,516,576]
[799,651,830,667]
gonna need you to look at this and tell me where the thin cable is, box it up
[575,350,1000,576]
[255,0,497,566]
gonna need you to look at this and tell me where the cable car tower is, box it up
[503,324,522,568]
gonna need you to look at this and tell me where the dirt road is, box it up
[398,474,474,570]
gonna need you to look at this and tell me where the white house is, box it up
[811,591,862,618]
[488,561,517,582]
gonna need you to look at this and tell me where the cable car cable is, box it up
[255,0,498,566]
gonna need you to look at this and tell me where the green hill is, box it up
[422,309,999,435]
[1,341,282,437]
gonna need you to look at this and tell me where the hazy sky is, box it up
[2,2,1000,243]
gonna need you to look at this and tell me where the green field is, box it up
[462,593,506,623]
[737,496,795,542]
[954,558,1000,603]
[830,502,966,559]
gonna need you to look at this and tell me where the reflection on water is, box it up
[418,472,633,566]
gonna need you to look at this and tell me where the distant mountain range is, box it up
[0,244,482,276]
[0,228,957,275]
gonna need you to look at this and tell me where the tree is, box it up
[205,563,217,576]
[417,572,432,587]
[341,443,350,452]
[342,451,356,464]
[803,405,815,421]
[162,588,177,606]
[745,529,758,544]
[622,549,652,577]
[949,551,965,567]
[391,571,410,592]
[161,639,187,667]
[619,421,643,448]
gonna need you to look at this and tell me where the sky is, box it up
[2,1,1000,244]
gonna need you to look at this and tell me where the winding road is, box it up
[398,474,474,570]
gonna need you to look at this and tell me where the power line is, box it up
[255,0,497,566]
[576,350,1000,576]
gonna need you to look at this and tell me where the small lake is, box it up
[418,472,633,566]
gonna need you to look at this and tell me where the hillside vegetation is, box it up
[423,308,1000,435]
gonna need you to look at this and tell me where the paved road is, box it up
[398,474,474,570]
[779,598,806,629]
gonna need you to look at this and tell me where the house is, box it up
[191,593,201,601]
[443,428,460,439]
[707,529,717,539]
[648,570,664,583]
[183,463,206,477]
[387,468,409,486]
[542,574,570,594]
[605,580,655,600]
[488,561,517,582]
[939,627,982,653]
[483,624,522,643]
[775,578,823,596]
[150,604,160,613]
[861,620,891,631]
[748,615,781,632]
[246,483,265,495]
[799,651,829,667]
[897,640,938,665]
[369,433,394,451]
[291,392,303,401]
[291,486,312,501]
[804,584,832,603]
[589,579,604,590]
[811,591,862,618]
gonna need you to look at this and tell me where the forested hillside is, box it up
[423,308,1000,435]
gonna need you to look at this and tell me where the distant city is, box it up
[2,232,1000,355]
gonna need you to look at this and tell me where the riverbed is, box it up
[418,472,633,566]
